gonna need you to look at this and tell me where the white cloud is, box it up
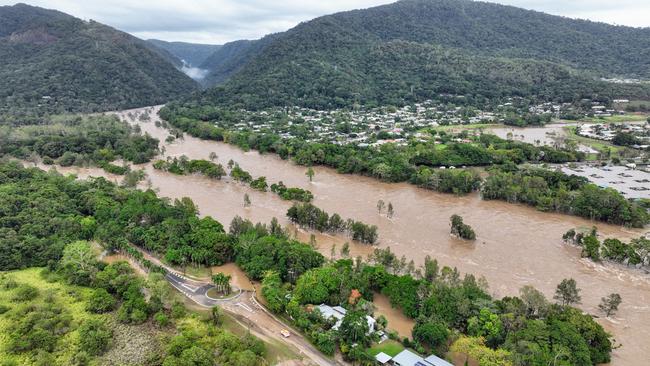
[0,0,647,44]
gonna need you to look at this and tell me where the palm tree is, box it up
[212,273,232,295]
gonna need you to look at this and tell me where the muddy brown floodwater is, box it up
[48,106,649,365]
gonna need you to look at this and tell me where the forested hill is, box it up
[198,37,278,87]
[0,3,198,114]
[191,0,650,109]
[147,39,221,67]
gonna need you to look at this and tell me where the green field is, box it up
[368,339,405,357]
[0,268,100,365]
[567,114,648,123]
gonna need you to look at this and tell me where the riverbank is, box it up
[43,106,650,365]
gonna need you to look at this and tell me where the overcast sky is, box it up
[2,0,648,44]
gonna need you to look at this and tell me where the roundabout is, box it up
[205,285,242,301]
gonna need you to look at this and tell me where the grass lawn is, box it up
[368,339,405,357]
[570,114,648,123]
[205,287,239,300]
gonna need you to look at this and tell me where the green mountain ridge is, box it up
[198,37,278,87]
[0,3,198,114]
[190,0,650,109]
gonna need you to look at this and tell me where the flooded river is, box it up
[47,107,649,365]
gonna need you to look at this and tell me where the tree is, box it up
[306,167,315,182]
[377,200,385,214]
[467,308,503,347]
[599,293,622,317]
[554,278,581,306]
[61,241,97,285]
[211,305,223,325]
[450,215,476,240]
[423,256,439,282]
[339,310,370,346]
[261,271,286,313]
[582,235,601,261]
[309,234,317,248]
[412,319,449,349]
[86,288,116,313]
[340,242,350,258]
[387,202,394,218]
[519,285,548,318]
[78,319,112,356]
[243,193,251,208]
[212,273,232,295]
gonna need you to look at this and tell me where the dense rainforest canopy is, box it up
[0,4,197,115]
[185,0,650,109]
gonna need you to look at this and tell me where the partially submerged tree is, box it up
[306,167,315,182]
[450,214,476,240]
[599,293,622,317]
[376,200,385,214]
[554,278,581,306]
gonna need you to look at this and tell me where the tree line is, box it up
[260,243,614,365]
[483,166,649,227]
[287,203,379,244]
[0,114,159,173]
[564,228,650,267]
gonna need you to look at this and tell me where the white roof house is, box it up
[424,354,454,366]
[375,352,393,364]
[392,350,423,366]
[317,304,376,333]
[387,349,454,366]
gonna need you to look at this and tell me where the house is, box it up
[391,349,422,366]
[381,349,454,366]
[317,304,376,333]
[375,352,392,364]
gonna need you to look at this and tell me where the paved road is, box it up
[130,249,337,366]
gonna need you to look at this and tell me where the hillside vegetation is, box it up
[199,37,277,87]
[0,4,198,115]
[192,0,650,108]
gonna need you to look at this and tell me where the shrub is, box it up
[86,288,116,313]
[12,284,39,302]
[154,311,170,327]
[171,301,186,319]
[78,319,112,356]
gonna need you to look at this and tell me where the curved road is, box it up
[132,249,337,366]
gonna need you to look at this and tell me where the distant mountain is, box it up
[199,37,277,87]
[189,0,650,109]
[0,3,198,114]
[147,39,221,67]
